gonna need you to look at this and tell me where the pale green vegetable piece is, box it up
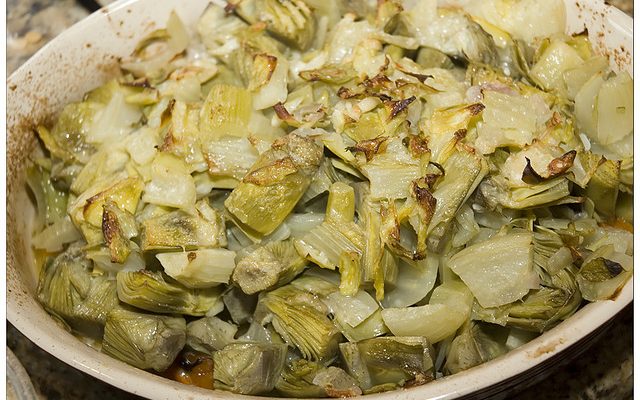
[563,56,608,99]
[186,316,238,354]
[116,270,223,316]
[142,153,196,211]
[234,0,316,50]
[141,200,227,250]
[444,322,508,375]
[261,285,341,362]
[199,83,253,139]
[233,240,306,295]
[202,136,259,180]
[530,40,583,92]
[32,216,82,253]
[381,281,473,343]
[225,133,323,236]
[277,360,362,398]
[325,290,379,328]
[102,200,138,264]
[339,336,434,390]
[37,244,119,332]
[574,72,605,141]
[596,72,633,145]
[585,159,620,217]
[68,172,144,245]
[338,251,361,297]
[213,342,288,395]
[382,255,438,308]
[102,308,186,372]
[449,232,538,308]
[577,256,631,301]
[156,248,237,288]
[428,146,488,234]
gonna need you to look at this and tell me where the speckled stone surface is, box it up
[6,1,634,399]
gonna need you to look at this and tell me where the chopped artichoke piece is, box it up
[202,136,259,181]
[416,47,454,69]
[475,265,582,332]
[277,359,362,398]
[186,316,238,354]
[102,200,138,264]
[261,285,341,362]
[339,336,435,391]
[449,232,538,308]
[32,216,82,253]
[156,249,237,288]
[233,0,316,50]
[577,256,631,302]
[223,286,258,325]
[213,342,288,395]
[444,321,508,375]
[116,270,223,316]
[338,251,361,297]
[428,146,488,234]
[530,40,583,92]
[585,158,620,218]
[35,102,98,163]
[26,165,68,228]
[37,244,119,332]
[225,133,323,236]
[142,153,196,211]
[141,199,227,250]
[233,240,307,295]
[199,83,253,139]
[102,308,186,372]
[68,172,143,246]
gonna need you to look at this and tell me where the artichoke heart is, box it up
[261,285,341,362]
[339,336,435,391]
[234,0,316,50]
[37,243,119,333]
[141,199,227,250]
[102,308,186,372]
[277,359,362,398]
[225,133,323,236]
[116,270,223,316]
[213,342,288,394]
[233,239,307,294]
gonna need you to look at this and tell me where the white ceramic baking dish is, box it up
[6,1,632,399]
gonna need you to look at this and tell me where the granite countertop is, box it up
[6,1,633,399]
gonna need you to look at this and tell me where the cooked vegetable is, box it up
[213,342,288,394]
[277,360,362,398]
[340,336,435,391]
[102,308,186,372]
[233,240,307,294]
[261,284,341,362]
[31,1,633,396]
[140,200,226,250]
[448,232,539,308]
[37,244,119,333]
[116,270,223,316]
[225,133,323,236]
[186,316,238,354]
